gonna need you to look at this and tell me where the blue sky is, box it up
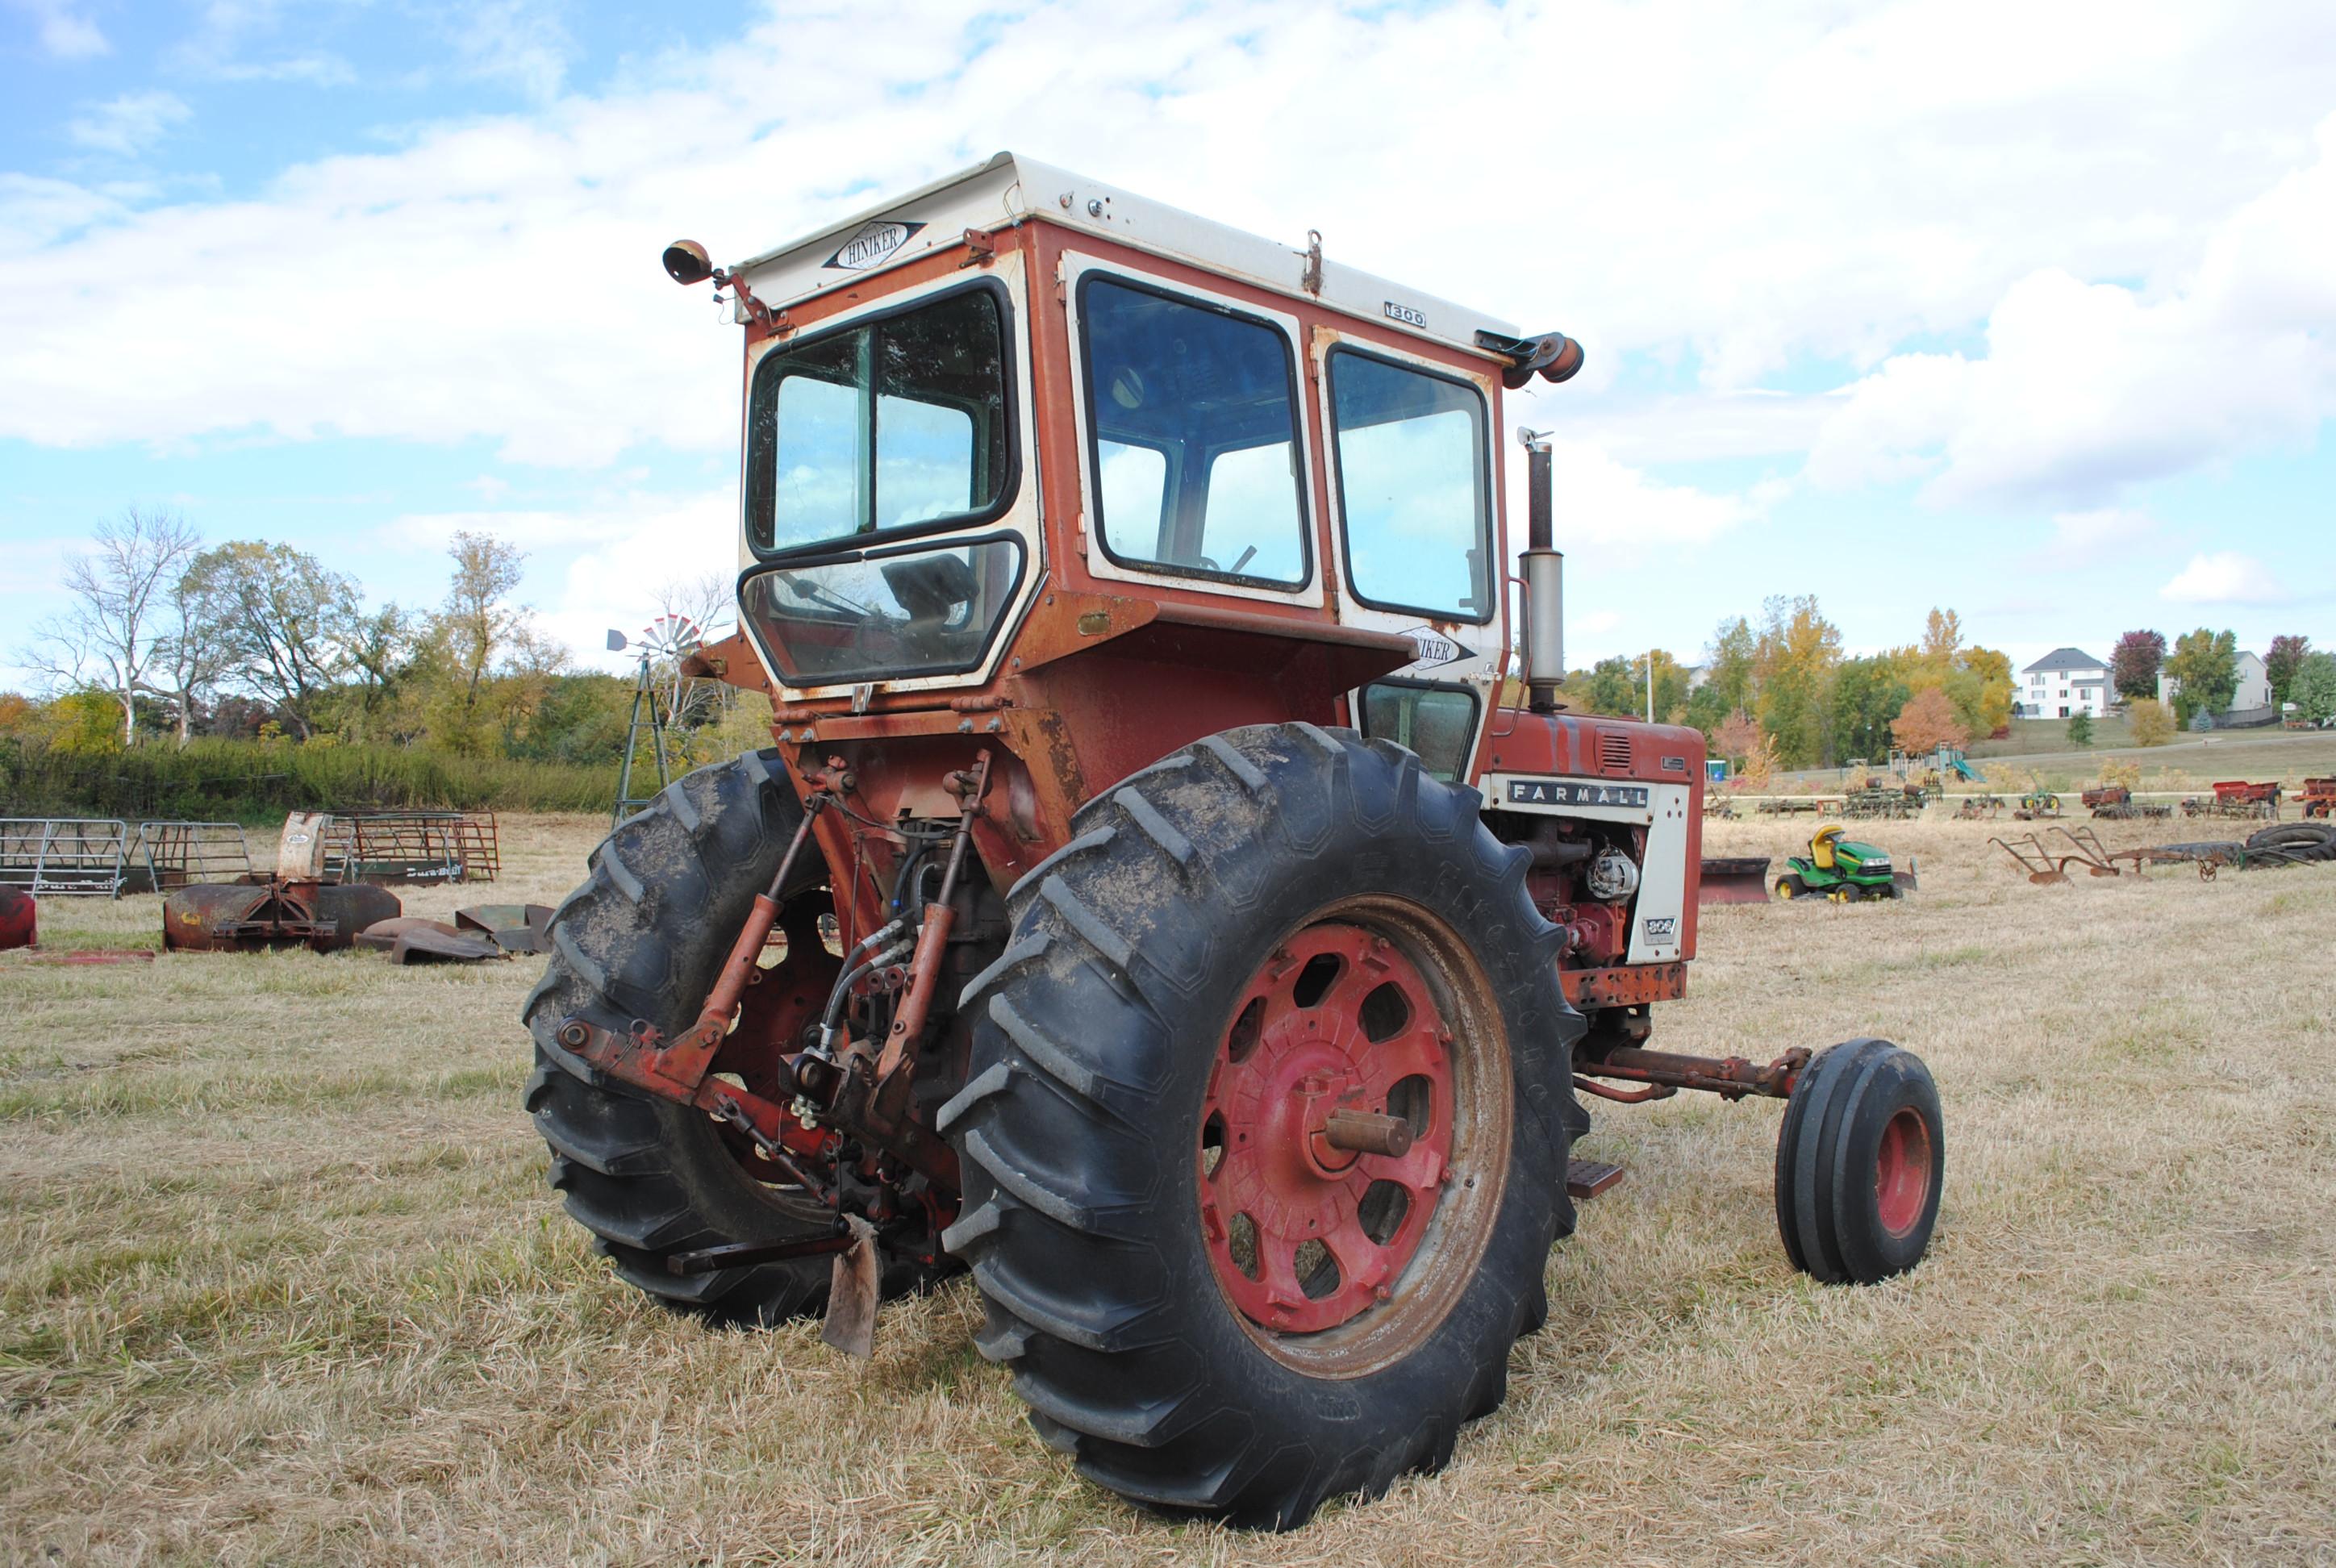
[4,0,2333,690]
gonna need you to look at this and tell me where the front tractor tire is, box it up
[942,724,1585,1528]
[1775,1038,1943,1284]
[522,751,931,1324]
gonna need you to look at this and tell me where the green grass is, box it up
[0,736,619,821]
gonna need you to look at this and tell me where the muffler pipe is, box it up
[1520,431,1563,714]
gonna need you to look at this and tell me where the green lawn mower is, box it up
[1775,824,1917,902]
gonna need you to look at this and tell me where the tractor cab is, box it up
[665,153,1588,878]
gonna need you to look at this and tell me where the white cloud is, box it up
[6,0,107,58]
[1808,116,2336,507]
[2026,507,2155,567]
[381,490,737,667]
[1526,440,1761,570]
[67,92,194,157]
[2,0,2334,482]
[2159,551,2290,606]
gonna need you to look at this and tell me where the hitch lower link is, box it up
[554,758,989,1206]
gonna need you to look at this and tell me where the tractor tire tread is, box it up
[950,722,1582,1529]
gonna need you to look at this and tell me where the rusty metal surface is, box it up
[353,915,463,951]
[162,878,401,953]
[1565,1158,1625,1199]
[1560,961,1687,1008]
[1579,1044,1811,1102]
[0,888,33,952]
[389,928,507,964]
[1697,856,1771,905]
[820,1216,881,1358]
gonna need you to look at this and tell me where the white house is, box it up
[2159,650,2273,717]
[2017,647,2113,719]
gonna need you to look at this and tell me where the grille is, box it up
[1598,730,1633,774]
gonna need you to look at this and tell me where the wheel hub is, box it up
[1200,922,1455,1335]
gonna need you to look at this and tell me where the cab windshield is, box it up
[743,286,1013,554]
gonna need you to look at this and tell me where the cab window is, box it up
[1360,682,1479,781]
[1078,275,1309,587]
[1328,348,1491,622]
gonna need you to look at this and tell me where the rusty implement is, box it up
[1698,855,1772,905]
[1990,834,2073,885]
[390,927,506,964]
[820,1215,882,1358]
[454,903,554,954]
[0,888,33,951]
[163,879,402,953]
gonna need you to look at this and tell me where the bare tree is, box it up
[144,556,235,746]
[439,530,529,722]
[330,586,416,742]
[23,508,202,744]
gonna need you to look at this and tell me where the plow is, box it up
[503,155,1951,1531]
[1992,820,2336,884]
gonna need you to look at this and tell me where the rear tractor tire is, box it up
[522,750,941,1325]
[1775,1038,1942,1284]
[943,724,1586,1528]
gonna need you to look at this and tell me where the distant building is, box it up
[2159,650,2273,719]
[2016,647,2112,719]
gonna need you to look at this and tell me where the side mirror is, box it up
[661,239,715,286]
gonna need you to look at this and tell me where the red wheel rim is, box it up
[1874,1106,1932,1237]
[1199,920,1457,1337]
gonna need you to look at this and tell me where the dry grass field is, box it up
[4,808,2333,1564]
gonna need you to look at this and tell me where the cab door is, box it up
[1311,329,1507,782]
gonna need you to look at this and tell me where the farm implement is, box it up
[2184,781,2282,820]
[2303,778,2336,819]
[2083,785,2171,821]
[1993,821,2336,883]
[520,156,1946,1530]
[1842,784,1925,819]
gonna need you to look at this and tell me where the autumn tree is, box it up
[2163,628,2238,727]
[2264,635,2310,707]
[2110,630,2166,701]
[2128,697,2175,746]
[1703,617,1757,712]
[1890,686,1969,755]
[1712,710,1762,769]
[21,508,202,744]
[1753,595,1842,769]
[1629,649,1692,724]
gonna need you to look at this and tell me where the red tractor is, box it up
[528,154,1943,1529]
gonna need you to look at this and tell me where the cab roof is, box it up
[728,152,1519,356]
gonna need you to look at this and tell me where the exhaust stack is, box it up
[1519,428,1562,714]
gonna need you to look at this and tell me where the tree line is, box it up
[2108,628,2334,728]
[9,508,736,769]
[1567,600,2015,772]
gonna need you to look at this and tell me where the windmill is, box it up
[607,615,706,827]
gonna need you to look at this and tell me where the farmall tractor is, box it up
[526,153,1944,1528]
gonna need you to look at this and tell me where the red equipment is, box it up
[528,156,1943,1530]
[0,888,35,951]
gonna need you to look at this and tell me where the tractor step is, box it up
[1566,1158,1625,1199]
